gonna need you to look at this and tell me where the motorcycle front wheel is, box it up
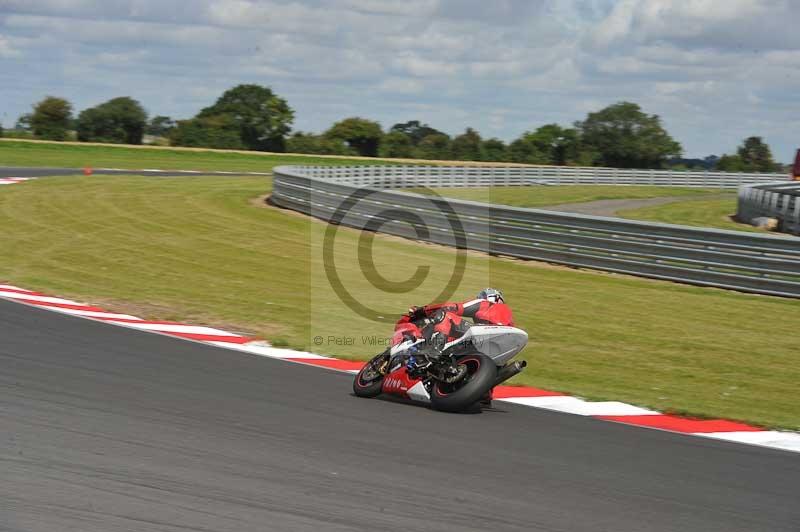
[430,354,497,412]
[352,352,388,398]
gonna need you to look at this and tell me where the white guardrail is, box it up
[272,165,800,299]
[283,164,786,188]
[737,181,800,235]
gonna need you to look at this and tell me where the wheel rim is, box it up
[357,366,379,387]
[356,355,387,388]
[434,356,481,397]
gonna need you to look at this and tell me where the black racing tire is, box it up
[430,354,497,413]
[353,353,387,398]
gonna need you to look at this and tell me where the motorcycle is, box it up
[353,315,528,412]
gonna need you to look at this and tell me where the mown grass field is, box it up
[617,197,768,232]
[410,184,719,208]
[1,174,798,430]
[0,139,387,172]
[416,185,771,232]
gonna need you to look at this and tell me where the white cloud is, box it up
[337,0,439,16]
[589,0,637,48]
[391,52,459,77]
[0,34,22,58]
[376,77,424,94]
[0,0,798,160]
[588,0,799,50]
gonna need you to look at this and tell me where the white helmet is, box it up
[477,287,504,304]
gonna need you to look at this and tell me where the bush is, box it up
[31,96,73,141]
[286,132,354,155]
[413,133,451,160]
[197,84,294,151]
[379,131,413,158]
[325,117,382,157]
[76,97,147,144]
[169,116,245,150]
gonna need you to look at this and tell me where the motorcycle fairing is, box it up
[381,366,431,403]
[442,326,528,365]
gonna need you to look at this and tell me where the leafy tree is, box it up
[450,128,484,161]
[379,131,414,158]
[389,120,444,145]
[30,96,73,140]
[715,154,744,172]
[146,115,175,137]
[704,155,720,169]
[76,97,147,144]
[532,124,580,165]
[15,113,32,131]
[737,136,780,172]
[197,84,293,152]
[413,133,451,160]
[286,132,354,155]
[325,117,383,157]
[666,155,720,170]
[508,137,549,164]
[576,101,682,168]
[169,115,245,150]
[715,137,781,172]
[509,124,581,165]
[482,138,507,162]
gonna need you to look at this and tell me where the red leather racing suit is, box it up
[394,298,515,344]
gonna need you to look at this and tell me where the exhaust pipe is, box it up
[493,360,527,387]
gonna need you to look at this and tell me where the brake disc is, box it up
[441,364,468,384]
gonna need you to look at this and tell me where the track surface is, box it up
[2,299,799,531]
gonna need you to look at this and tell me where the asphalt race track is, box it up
[2,299,799,532]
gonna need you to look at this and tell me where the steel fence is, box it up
[285,164,787,188]
[273,166,800,298]
[737,182,800,235]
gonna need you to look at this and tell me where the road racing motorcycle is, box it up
[353,315,528,412]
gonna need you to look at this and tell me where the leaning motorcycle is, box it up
[353,316,528,412]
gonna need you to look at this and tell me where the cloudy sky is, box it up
[1,0,798,160]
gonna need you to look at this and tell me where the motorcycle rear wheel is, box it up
[352,352,388,398]
[430,354,497,412]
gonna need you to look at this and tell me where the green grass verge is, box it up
[617,198,768,233]
[1,175,798,430]
[417,185,772,232]
[0,140,386,172]
[410,185,718,208]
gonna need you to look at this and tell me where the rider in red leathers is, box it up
[394,288,512,406]
[395,287,513,344]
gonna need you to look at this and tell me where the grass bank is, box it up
[416,185,770,232]
[410,185,718,208]
[0,138,535,172]
[0,139,389,172]
[617,197,767,232]
[0,140,763,232]
[1,175,798,430]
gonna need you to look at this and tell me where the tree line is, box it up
[3,83,785,172]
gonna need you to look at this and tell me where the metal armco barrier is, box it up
[280,164,786,188]
[737,181,800,235]
[272,166,800,299]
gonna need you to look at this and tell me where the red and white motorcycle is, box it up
[353,316,528,412]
